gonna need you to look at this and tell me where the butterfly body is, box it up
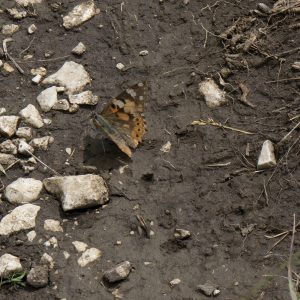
[92,82,147,157]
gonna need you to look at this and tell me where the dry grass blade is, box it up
[191,118,255,135]
[288,214,298,300]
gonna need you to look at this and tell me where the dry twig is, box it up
[191,118,255,135]
[3,38,24,74]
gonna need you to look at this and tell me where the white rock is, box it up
[160,141,171,153]
[69,103,80,113]
[42,61,91,94]
[0,140,17,154]
[0,153,17,165]
[28,24,37,34]
[63,251,70,259]
[170,278,181,286]
[43,118,52,125]
[292,62,300,70]
[16,127,33,141]
[65,147,72,155]
[0,108,6,116]
[5,178,43,204]
[1,24,20,35]
[37,86,58,112]
[103,261,132,283]
[72,241,88,252]
[0,204,40,236]
[19,104,44,128]
[0,254,23,278]
[43,174,109,211]
[32,74,42,84]
[72,42,86,55]
[77,248,101,267]
[0,60,3,68]
[7,8,27,19]
[139,50,149,56]
[52,99,70,111]
[68,91,98,105]
[2,63,14,74]
[44,237,58,248]
[40,253,54,269]
[116,63,125,70]
[0,116,20,137]
[174,228,191,239]
[30,136,54,150]
[2,63,15,75]
[257,140,276,170]
[199,78,227,108]
[31,67,47,77]
[27,230,37,242]
[16,0,42,6]
[18,140,35,155]
[63,1,99,29]
[44,219,63,232]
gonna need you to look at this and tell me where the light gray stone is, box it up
[0,204,40,236]
[199,78,227,108]
[52,99,70,111]
[0,108,6,116]
[1,24,19,35]
[72,42,86,55]
[0,153,17,165]
[42,61,91,94]
[19,104,44,128]
[5,178,42,204]
[197,282,220,296]
[72,241,88,252]
[26,265,48,288]
[257,140,276,170]
[40,253,54,269]
[28,24,37,34]
[29,136,54,150]
[77,248,101,267]
[0,254,23,278]
[63,1,99,29]
[44,219,63,232]
[0,116,19,137]
[7,8,27,19]
[174,228,191,240]
[31,67,47,76]
[37,86,58,112]
[16,127,33,141]
[103,261,131,283]
[18,140,35,155]
[68,91,98,105]
[0,140,17,154]
[43,174,109,211]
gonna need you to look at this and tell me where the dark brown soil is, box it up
[0,0,300,299]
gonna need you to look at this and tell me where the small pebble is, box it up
[28,24,37,34]
[116,63,125,70]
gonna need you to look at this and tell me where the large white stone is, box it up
[5,178,43,204]
[63,1,99,29]
[0,116,19,137]
[0,254,23,278]
[16,127,33,141]
[19,104,44,128]
[199,78,227,108]
[43,174,109,211]
[77,248,101,267]
[257,140,276,170]
[37,86,58,112]
[42,61,91,94]
[0,204,40,236]
[68,91,98,105]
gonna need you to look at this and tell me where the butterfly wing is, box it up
[93,82,147,157]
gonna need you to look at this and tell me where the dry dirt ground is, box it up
[0,0,300,299]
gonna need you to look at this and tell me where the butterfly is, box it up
[91,82,147,158]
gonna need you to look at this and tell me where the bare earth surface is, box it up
[0,0,300,299]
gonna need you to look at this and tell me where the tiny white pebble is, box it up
[116,63,125,70]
